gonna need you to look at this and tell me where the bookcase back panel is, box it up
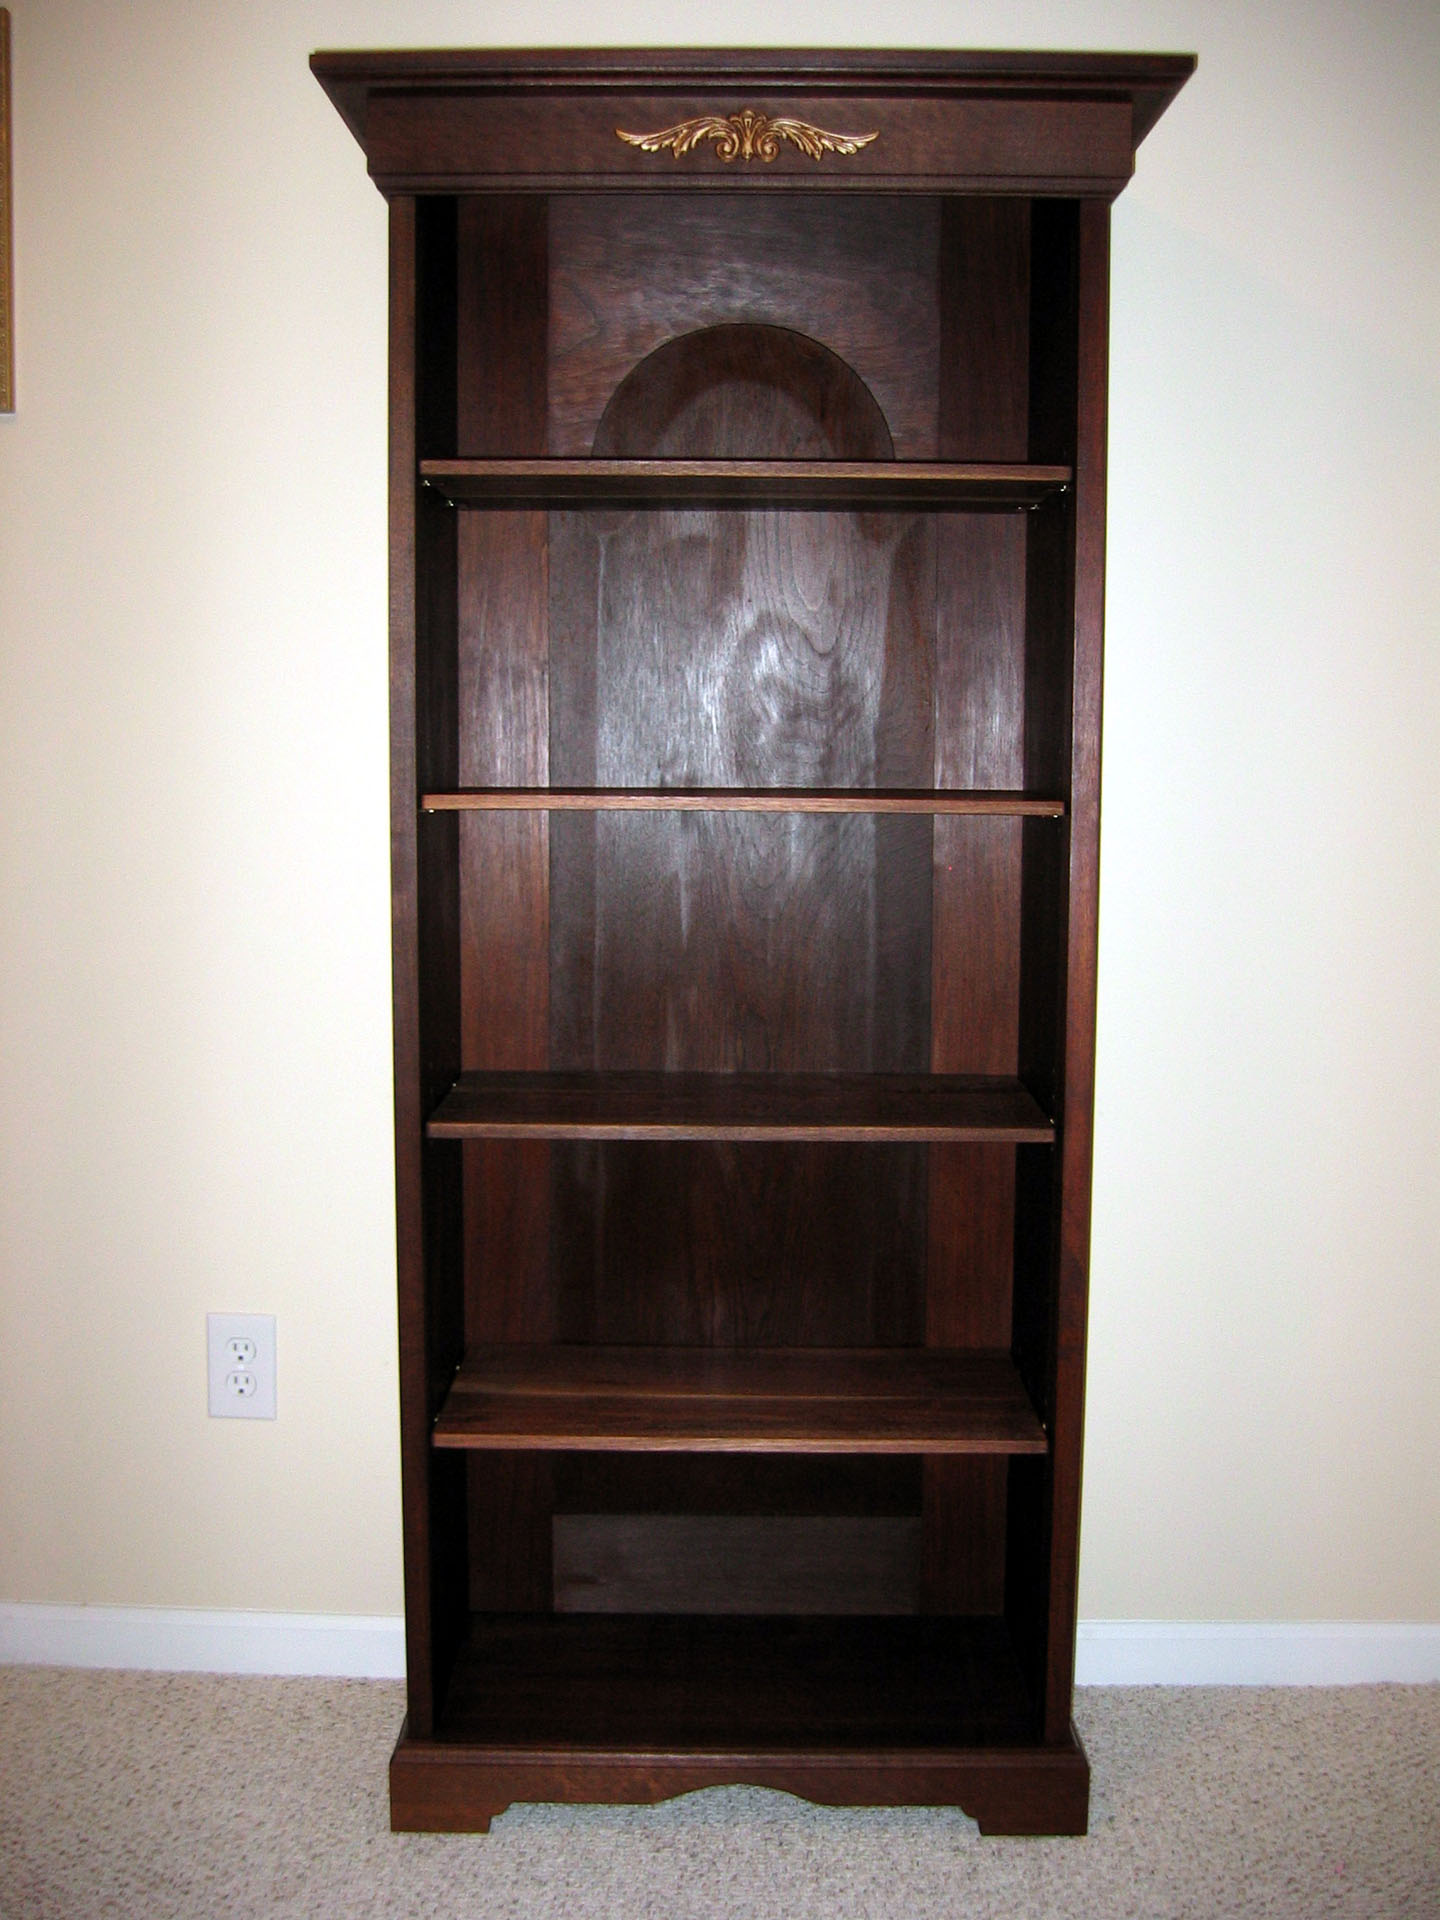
[549,1141,926,1348]
[547,195,940,458]
[547,1456,922,1614]
[546,317,934,1366]
[552,1513,921,1614]
[547,812,933,1071]
[439,186,1060,1625]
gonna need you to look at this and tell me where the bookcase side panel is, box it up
[396,196,468,1730]
[1042,196,1109,1739]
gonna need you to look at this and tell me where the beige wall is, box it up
[0,0,1435,1623]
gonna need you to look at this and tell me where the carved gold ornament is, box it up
[616,109,878,165]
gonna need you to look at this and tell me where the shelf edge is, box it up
[421,789,1066,817]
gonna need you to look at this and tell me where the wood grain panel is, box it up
[456,199,547,456]
[390,1733,1088,1838]
[312,38,1198,1840]
[548,1140,926,1349]
[550,196,938,455]
[925,201,1033,1617]
[547,318,936,1354]
[434,1613,1040,1749]
[434,1346,1047,1453]
[392,198,457,1737]
[940,199,1031,462]
[550,813,933,1078]
[422,457,1069,508]
[552,1453,920,1516]
[313,43,1196,151]
[553,1515,921,1613]
[429,1071,1052,1142]
[363,93,1135,196]
[426,787,1063,814]
[453,197,555,1613]
[1038,196,1109,1743]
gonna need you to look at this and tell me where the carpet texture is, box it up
[0,1671,1435,1918]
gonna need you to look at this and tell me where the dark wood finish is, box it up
[421,457,1069,508]
[547,1453,924,1624]
[922,197,1033,1617]
[428,1070,1052,1142]
[436,1613,1040,1745]
[385,1612,1087,1833]
[362,93,1135,197]
[546,1139,925,1351]
[434,1346,1047,1453]
[424,787,1063,814]
[312,46,1195,150]
[552,1452,920,1516]
[552,1514,921,1613]
[453,198,558,1617]
[317,40,1192,1839]
[387,193,434,1727]
[543,306,936,1381]
[1036,195,1111,1743]
[391,1726,1089,1836]
[549,196,940,457]
[388,1612,1089,1832]
[390,198,470,1740]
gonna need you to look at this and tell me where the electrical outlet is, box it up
[208,1313,276,1419]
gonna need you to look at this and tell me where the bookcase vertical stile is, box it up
[452,196,556,1615]
[924,196,1031,1619]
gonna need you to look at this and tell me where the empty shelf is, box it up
[420,457,1071,510]
[421,786,1065,816]
[426,1071,1054,1143]
[434,1613,1039,1750]
[433,1345,1048,1454]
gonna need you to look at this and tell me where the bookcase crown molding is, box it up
[312,48,1195,196]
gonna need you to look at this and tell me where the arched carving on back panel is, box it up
[593,321,894,462]
[583,322,920,797]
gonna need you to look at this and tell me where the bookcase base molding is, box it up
[390,1734,1091,1839]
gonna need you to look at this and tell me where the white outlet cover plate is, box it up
[207,1313,276,1419]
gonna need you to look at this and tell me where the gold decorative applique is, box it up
[616,110,878,165]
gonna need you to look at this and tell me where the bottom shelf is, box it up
[393,1615,1088,1835]
[440,1613,1035,1748]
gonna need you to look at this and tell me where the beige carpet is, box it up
[0,1671,1436,1918]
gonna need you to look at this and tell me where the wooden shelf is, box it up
[426,1071,1054,1143]
[433,1346,1048,1454]
[431,1613,1040,1750]
[419,457,1071,510]
[422,786,1066,816]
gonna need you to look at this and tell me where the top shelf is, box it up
[427,1070,1054,1144]
[419,459,1071,511]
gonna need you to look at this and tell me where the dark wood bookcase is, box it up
[313,47,1192,1837]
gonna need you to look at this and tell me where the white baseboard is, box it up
[0,1604,405,1678]
[1,1606,1435,1685]
[1076,1620,1440,1685]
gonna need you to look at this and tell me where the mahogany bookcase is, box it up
[312,47,1193,1836]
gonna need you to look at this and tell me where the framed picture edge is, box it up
[1,7,13,413]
